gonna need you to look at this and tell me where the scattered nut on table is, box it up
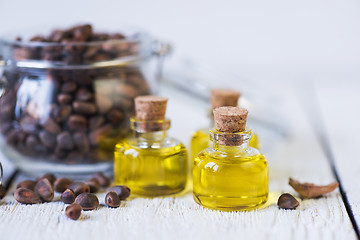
[277,193,299,210]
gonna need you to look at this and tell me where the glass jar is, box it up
[0,30,170,176]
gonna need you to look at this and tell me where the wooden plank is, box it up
[314,78,360,235]
[0,83,355,239]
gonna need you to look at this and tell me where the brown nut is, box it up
[14,188,40,204]
[93,172,110,188]
[277,193,299,210]
[65,203,82,220]
[16,180,37,191]
[61,82,77,93]
[61,189,76,204]
[67,115,88,132]
[105,192,121,208]
[35,178,54,202]
[37,173,56,185]
[57,94,72,105]
[42,118,61,134]
[85,178,100,193]
[107,185,131,200]
[54,178,74,193]
[0,184,5,199]
[75,193,99,210]
[57,132,75,150]
[68,182,90,196]
[73,101,96,115]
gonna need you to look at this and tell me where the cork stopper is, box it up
[213,107,248,146]
[134,96,168,121]
[213,106,248,132]
[210,89,241,109]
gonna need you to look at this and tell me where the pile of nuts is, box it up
[14,172,131,220]
[12,24,139,64]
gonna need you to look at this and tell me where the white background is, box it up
[1,0,359,85]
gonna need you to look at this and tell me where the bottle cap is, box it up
[213,106,248,132]
[210,89,241,109]
[134,96,168,121]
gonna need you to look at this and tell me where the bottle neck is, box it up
[134,130,167,141]
[212,139,249,151]
[130,117,170,141]
[210,128,252,151]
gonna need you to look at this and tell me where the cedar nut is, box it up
[75,192,99,210]
[65,203,82,220]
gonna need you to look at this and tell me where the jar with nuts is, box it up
[0,24,170,176]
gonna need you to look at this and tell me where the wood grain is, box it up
[0,83,356,240]
[315,78,360,234]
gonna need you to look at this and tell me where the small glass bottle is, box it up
[114,96,188,196]
[193,107,268,211]
[190,89,260,163]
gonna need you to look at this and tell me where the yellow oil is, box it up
[190,128,260,163]
[193,146,268,211]
[114,140,188,197]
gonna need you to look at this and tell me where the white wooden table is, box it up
[0,78,358,240]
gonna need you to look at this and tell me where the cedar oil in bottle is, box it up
[193,106,268,211]
[114,96,188,196]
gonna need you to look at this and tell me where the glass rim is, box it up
[210,128,252,136]
[0,36,142,48]
[130,117,171,133]
[0,26,148,47]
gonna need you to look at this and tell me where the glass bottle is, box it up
[193,107,268,211]
[114,96,188,196]
[190,89,260,164]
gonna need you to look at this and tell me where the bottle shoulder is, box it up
[196,146,266,163]
[115,136,186,153]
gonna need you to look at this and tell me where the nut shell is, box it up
[289,178,339,199]
[16,180,37,191]
[85,178,100,193]
[68,182,90,196]
[61,189,76,204]
[75,193,99,210]
[92,172,110,188]
[35,178,54,202]
[65,203,82,220]
[107,185,131,200]
[277,193,299,210]
[0,185,5,199]
[37,173,56,185]
[14,188,40,204]
[54,178,74,193]
[105,192,121,208]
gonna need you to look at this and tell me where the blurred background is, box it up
[1,0,359,85]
